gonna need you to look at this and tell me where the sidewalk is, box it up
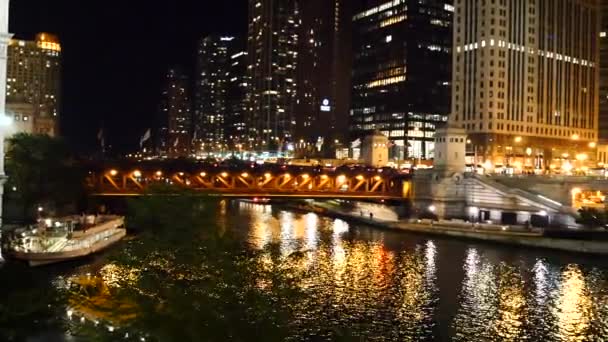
[297,202,608,255]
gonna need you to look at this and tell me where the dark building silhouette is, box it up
[600,2,608,140]
[226,50,250,151]
[247,0,300,151]
[194,36,235,153]
[350,0,453,161]
[296,0,352,151]
[158,67,192,158]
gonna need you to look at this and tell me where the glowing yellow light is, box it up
[513,161,523,170]
[221,172,228,177]
[200,172,206,177]
[284,173,291,179]
[337,175,346,184]
[109,169,118,176]
[514,136,523,143]
[356,175,364,180]
[589,142,597,148]
[155,171,163,177]
[302,174,309,179]
[264,173,272,178]
[321,175,328,179]
[571,134,580,140]
[241,173,248,178]
[576,153,588,162]
[132,170,142,178]
[374,176,381,181]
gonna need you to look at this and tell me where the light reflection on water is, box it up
[4,201,608,341]
[236,202,608,341]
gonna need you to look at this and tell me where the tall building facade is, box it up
[6,33,61,136]
[247,0,300,151]
[194,36,234,152]
[453,0,601,169]
[296,0,352,147]
[0,0,11,228]
[0,0,10,123]
[226,50,250,150]
[600,3,608,140]
[158,67,192,158]
[350,0,453,161]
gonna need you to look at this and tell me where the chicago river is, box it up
[1,200,608,341]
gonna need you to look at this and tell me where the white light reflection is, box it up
[424,241,437,281]
[279,211,296,255]
[332,219,349,267]
[241,201,273,249]
[452,248,499,339]
[555,265,593,340]
[533,259,549,306]
[304,213,319,251]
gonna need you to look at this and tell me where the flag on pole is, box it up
[97,128,105,152]
[140,129,151,148]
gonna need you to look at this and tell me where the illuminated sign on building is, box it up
[320,98,331,112]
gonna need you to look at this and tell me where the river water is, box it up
[2,200,608,341]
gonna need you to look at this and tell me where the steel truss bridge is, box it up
[87,164,412,200]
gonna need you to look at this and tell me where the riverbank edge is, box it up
[282,201,608,255]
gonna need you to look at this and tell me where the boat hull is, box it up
[9,229,126,266]
[5,216,127,267]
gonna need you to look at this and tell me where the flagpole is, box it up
[97,125,105,159]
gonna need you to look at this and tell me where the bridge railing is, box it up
[87,169,411,198]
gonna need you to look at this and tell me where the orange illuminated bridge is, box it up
[87,167,412,200]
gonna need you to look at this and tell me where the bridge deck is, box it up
[87,167,412,200]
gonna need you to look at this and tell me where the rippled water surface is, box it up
[2,200,608,341]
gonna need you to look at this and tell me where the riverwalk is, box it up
[292,202,608,255]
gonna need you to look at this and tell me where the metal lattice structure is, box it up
[88,168,411,200]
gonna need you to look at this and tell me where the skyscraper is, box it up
[6,33,61,136]
[226,50,250,150]
[600,3,608,140]
[350,0,453,161]
[158,67,192,158]
[453,0,601,169]
[247,0,300,151]
[296,0,352,150]
[0,0,11,228]
[0,0,9,121]
[194,36,234,152]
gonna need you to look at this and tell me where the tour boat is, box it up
[3,215,126,266]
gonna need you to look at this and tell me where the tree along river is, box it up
[1,199,608,341]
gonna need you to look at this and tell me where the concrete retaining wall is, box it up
[302,203,608,255]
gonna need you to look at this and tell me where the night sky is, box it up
[9,0,247,154]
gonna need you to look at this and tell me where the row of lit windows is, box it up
[353,0,406,21]
[366,75,406,88]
